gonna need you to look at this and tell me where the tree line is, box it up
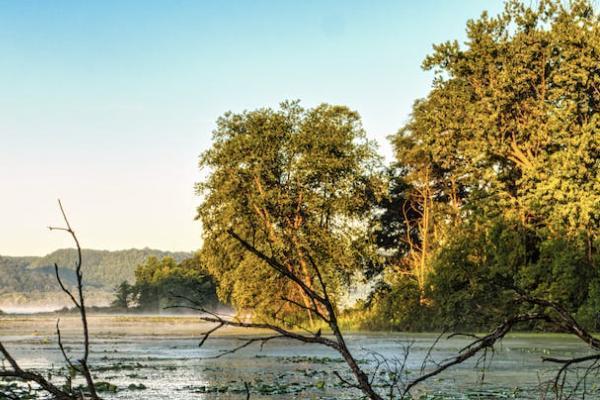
[195,0,599,333]
[0,248,190,297]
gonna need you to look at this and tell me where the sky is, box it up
[0,0,505,256]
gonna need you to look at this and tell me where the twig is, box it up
[208,335,284,359]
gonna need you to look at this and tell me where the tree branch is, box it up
[402,313,546,397]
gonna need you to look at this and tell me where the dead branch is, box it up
[502,285,600,397]
[208,335,285,359]
[0,342,75,400]
[543,354,600,395]
[419,330,446,375]
[196,312,340,349]
[227,229,328,305]
[182,228,386,400]
[401,313,547,397]
[0,200,100,399]
[56,319,77,372]
[48,200,98,399]
[517,290,600,349]
[189,225,600,399]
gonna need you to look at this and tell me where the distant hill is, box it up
[0,248,192,312]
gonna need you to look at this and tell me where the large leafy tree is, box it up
[398,0,599,237]
[196,101,384,323]
[374,0,600,329]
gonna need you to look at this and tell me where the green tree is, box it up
[427,216,598,330]
[196,101,384,323]
[111,281,134,309]
[370,0,600,330]
[133,255,219,312]
[396,0,599,237]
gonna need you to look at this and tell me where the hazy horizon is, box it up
[1,0,504,256]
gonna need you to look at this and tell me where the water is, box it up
[1,315,598,399]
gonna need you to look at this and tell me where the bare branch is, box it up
[543,353,600,394]
[281,295,328,323]
[53,263,80,309]
[0,342,75,399]
[333,371,361,390]
[198,322,224,348]
[419,330,446,375]
[198,315,340,349]
[0,343,20,373]
[402,313,546,397]
[48,199,99,399]
[244,381,251,400]
[216,228,385,400]
[227,229,328,305]
[208,335,284,359]
[0,200,102,399]
[56,319,77,371]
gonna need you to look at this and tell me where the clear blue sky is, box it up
[0,0,504,256]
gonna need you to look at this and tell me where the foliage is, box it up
[196,101,384,323]
[111,281,135,309]
[352,277,430,331]
[401,0,600,236]
[34,248,191,288]
[131,255,220,312]
[365,0,600,331]
[0,256,80,295]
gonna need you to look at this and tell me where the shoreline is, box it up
[0,313,583,339]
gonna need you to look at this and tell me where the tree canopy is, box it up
[196,101,384,323]
[195,0,599,333]
[370,0,600,330]
[132,255,219,312]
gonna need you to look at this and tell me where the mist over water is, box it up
[0,306,64,314]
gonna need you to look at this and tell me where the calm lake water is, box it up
[0,315,598,399]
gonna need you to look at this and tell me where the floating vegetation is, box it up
[416,387,532,399]
[94,362,146,372]
[127,383,147,391]
[279,356,345,364]
[94,381,118,393]
[2,317,596,400]
[0,381,39,400]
